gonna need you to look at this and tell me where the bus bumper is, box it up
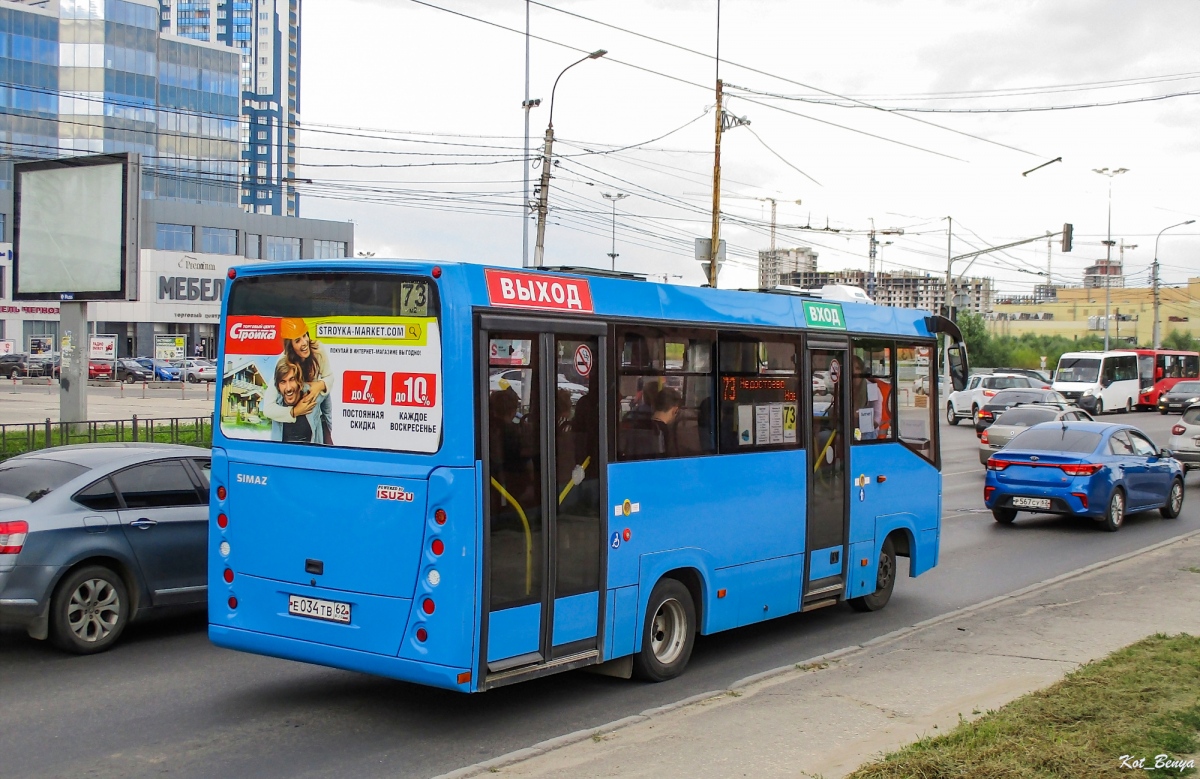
[209,624,475,693]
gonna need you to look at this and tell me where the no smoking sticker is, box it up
[574,344,593,377]
[829,358,841,385]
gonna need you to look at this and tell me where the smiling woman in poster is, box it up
[260,318,336,445]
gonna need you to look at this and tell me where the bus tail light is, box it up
[223,568,234,584]
[217,486,227,500]
[1059,463,1103,476]
[1071,492,1089,509]
[0,520,28,554]
[431,539,444,556]
[422,598,435,615]
[434,509,447,525]
[986,459,1011,471]
[416,628,428,642]
[217,513,228,529]
[1172,424,1186,436]
[228,596,238,609]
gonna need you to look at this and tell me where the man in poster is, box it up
[269,358,326,444]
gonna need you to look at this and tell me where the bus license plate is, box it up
[1012,496,1050,510]
[288,595,351,624]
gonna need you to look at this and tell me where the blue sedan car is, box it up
[984,421,1185,531]
[134,358,181,381]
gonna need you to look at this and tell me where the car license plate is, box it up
[1012,496,1051,510]
[288,594,351,624]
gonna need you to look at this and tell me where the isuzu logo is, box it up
[376,485,415,502]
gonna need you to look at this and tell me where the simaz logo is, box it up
[236,474,268,485]
[376,485,415,502]
[225,317,282,354]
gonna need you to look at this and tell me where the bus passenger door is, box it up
[481,321,606,681]
[804,342,849,608]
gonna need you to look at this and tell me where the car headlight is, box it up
[1082,388,1095,397]
[1189,397,1200,405]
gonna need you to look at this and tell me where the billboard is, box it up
[89,335,117,361]
[0,340,14,356]
[12,153,140,302]
[28,336,53,355]
[155,334,187,361]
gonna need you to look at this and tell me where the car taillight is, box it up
[987,459,1011,471]
[983,390,997,397]
[1060,463,1103,476]
[981,430,990,444]
[1172,424,1187,436]
[0,520,28,554]
[1071,492,1089,509]
[979,409,993,419]
[984,486,995,501]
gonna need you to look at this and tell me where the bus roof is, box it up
[230,260,940,340]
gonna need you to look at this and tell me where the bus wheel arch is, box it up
[660,567,705,634]
[848,535,897,613]
[632,576,697,682]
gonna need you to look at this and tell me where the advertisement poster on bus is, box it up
[0,340,14,356]
[220,315,442,453]
[89,335,117,360]
[155,334,187,361]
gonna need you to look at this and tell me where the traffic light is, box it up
[1061,223,1073,253]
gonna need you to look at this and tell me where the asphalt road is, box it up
[2,411,1197,779]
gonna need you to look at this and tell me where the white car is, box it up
[1167,405,1200,472]
[173,359,217,382]
[946,373,1036,425]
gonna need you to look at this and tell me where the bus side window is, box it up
[716,335,799,452]
[894,343,936,462]
[850,340,894,442]
[1186,355,1199,378]
[616,328,716,461]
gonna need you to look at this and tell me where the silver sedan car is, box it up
[978,405,1094,465]
[1167,405,1200,471]
[0,444,210,654]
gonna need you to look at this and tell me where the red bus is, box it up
[1120,349,1200,408]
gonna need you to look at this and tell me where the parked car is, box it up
[88,360,114,380]
[946,373,1036,425]
[1157,380,1200,415]
[172,359,217,383]
[978,404,1094,464]
[1166,405,1200,472]
[974,388,1070,434]
[0,444,211,653]
[34,354,61,379]
[0,353,33,379]
[134,358,181,381]
[984,421,1184,531]
[115,359,154,383]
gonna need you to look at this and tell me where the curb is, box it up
[429,529,1200,779]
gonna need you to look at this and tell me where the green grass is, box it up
[0,419,211,460]
[848,633,1200,779]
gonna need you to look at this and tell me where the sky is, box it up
[295,0,1200,294]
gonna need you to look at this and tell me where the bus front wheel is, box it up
[633,578,696,682]
[849,536,896,613]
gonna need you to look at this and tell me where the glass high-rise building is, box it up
[0,0,297,225]
[159,0,300,216]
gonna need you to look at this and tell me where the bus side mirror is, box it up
[947,343,969,392]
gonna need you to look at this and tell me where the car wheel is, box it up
[632,578,696,682]
[1161,479,1184,519]
[1102,488,1125,532]
[946,403,959,426]
[1094,398,1104,415]
[992,507,1017,524]
[971,405,980,423]
[1160,407,1167,415]
[124,374,136,384]
[849,535,897,612]
[187,374,197,383]
[49,565,130,655]
[6,368,17,379]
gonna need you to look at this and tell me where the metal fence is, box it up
[0,415,214,461]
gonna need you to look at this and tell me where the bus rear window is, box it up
[222,273,443,453]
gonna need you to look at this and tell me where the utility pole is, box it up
[522,0,532,267]
[943,216,952,396]
[868,218,877,301]
[1152,219,1196,348]
[602,191,628,271]
[1094,167,1128,351]
[708,78,723,287]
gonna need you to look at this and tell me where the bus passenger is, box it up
[627,386,683,459]
[269,358,326,444]
[852,355,883,439]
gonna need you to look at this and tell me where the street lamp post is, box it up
[601,192,628,270]
[1152,219,1196,348]
[532,49,607,268]
[1093,167,1128,351]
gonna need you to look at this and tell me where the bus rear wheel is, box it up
[633,578,695,682]
[849,536,896,613]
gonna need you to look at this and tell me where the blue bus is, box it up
[208,262,967,691]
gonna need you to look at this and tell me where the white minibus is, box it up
[1052,350,1140,414]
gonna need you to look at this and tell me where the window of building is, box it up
[264,235,299,261]
[895,343,937,463]
[155,222,194,251]
[850,340,894,442]
[313,240,346,259]
[0,212,6,241]
[616,328,715,461]
[244,233,260,259]
[201,227,237,255]
[717,336,798,452]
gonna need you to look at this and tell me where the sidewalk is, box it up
[0,385,215,424]
[447,532,1200,779]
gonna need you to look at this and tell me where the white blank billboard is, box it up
[14,155,136,301]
